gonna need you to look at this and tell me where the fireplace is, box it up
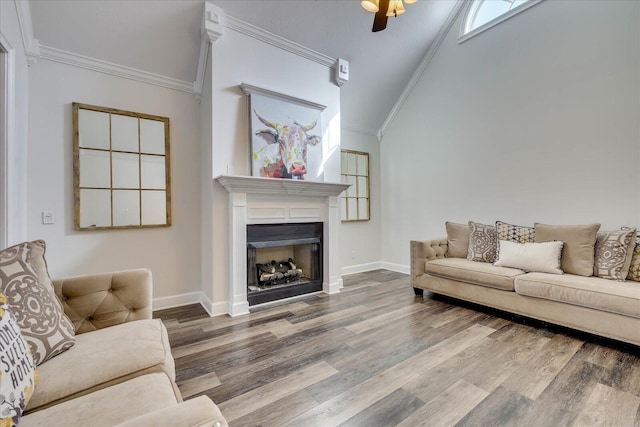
[247,223,322,305]
[215,175,349,317]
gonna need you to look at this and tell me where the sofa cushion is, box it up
[494,240,563,274]
[0,242,76,365]
[425,258,525,291]
[21,373,179,427]
[534,223,600,277]
[445,222,469,258]
[0,293,37,425]
[467,221,497,263]
[514,272,640,319]
[594,228,636,281]
[26,318,175,412]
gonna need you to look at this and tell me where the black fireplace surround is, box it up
[247,222,323,306]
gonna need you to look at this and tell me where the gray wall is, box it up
[380,0,640,268]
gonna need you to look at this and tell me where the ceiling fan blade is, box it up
[372,0,389,32]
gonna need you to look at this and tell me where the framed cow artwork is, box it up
[240,83,326,182]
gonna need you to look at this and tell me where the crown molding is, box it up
[341,122,379,138]
[39,45,194,93]
[378,0,466,140]
[14,0,40,65]
[224,14,336,69]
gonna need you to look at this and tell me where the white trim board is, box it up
[0,33,13,249]
[14,0,40,65]
[381,261,410,275]
[152,291,228,317]
[39,45,194,93]
[342,261,383,276]
[378,0,466,140]
[224,15,336,69]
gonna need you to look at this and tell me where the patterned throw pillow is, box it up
[0,242,75,365]
[467,221,497,263]
[593,228,636,280]
[623,227,640,282]
[0,293,37,425]
[496,221,535,243]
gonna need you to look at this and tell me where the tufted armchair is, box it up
[53,268,152,334]
[21,267,228,426]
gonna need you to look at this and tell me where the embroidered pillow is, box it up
[445,222,469,258]
[0,242,75,365]
[467,221,497,263]
[593,228,636,281]
[494,240,564,274]
[627,233,640,282]
[0,293,37,425]
[496,221,535,243]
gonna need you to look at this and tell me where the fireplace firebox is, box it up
[247,222,323,306]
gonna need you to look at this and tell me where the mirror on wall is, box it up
[73,103,171,230]
[340,149,370,222]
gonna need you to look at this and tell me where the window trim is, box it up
[459,0,544,44]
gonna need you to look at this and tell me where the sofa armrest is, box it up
[410,238,448,282]
[114,396,228,427]
[53,268,152,334]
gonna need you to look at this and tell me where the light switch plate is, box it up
[42,211,55,224]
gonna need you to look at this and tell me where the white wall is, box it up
[340,128,381,274]
[27,60,203,303]
[205,28,341,310]
[380,0,640,269]
[0,1,29,245]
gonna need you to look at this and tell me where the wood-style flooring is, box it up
[154,270,640,426]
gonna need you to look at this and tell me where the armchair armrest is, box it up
[53,268,152,334]
[410,238,448,282]
[114,396,228,427]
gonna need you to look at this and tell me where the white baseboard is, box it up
[324,278,344,294]
[381,262,410,274]
[341,261,383,276]
[153,291,228,317]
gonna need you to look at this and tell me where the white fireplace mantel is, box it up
[215,175,349,316]
[216,175,349,197]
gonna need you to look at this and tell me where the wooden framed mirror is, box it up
[73,103,171,230]
[340,149,370,221]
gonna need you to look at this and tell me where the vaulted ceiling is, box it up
[28,0,458,135]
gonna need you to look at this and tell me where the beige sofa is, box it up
[411,239,640,346]
[20,268,227,427]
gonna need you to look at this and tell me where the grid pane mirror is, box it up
[341,149,370,221]
[73,103,171,230]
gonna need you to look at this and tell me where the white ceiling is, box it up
[28,0,457,134]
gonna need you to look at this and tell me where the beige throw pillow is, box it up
[594,228,636,281]
[0,242,75,365]
[445,222,469,258]
[534,223,600,277]
[494,240,564,274]
[467,221,497,263]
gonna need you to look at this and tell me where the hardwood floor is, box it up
[154,270,640,426]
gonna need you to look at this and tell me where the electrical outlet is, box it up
[42,211,55,225]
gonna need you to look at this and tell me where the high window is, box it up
[460,0,542,43]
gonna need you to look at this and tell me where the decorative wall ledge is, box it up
[215,175,349,197]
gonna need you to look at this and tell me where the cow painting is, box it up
[252,109,322,180]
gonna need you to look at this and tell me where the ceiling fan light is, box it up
[404,0,417,4]
[361,0,379,13]
[386,0,405,16]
